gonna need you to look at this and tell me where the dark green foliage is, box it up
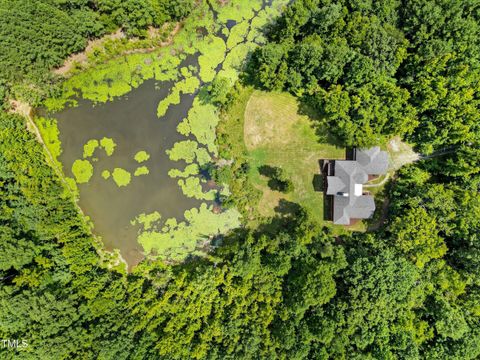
[208,75,231,105]
[259,165,294,193]
[251,0,480,182]
[1,1,480,358]
[0,0,193,106]
[0,113,347,358]
[2,112,480,358]
[96,0,193,36]
[154,0,194,21]
[0,0,99,82]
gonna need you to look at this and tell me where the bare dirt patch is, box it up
[388,136,420,170]
[9,99,33,119]
[53,29,126,76]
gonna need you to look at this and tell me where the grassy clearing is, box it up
[243,91,345,224]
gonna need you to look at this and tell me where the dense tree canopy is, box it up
[250,0,480,184]
[0,0,194,107]
[1,0,480,358]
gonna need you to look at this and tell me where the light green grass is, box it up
[72,159,94,184]
[112,168,131,187]
[244,91,345,224]
[35,117,62,167]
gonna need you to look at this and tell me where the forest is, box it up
[0,0,193,107]
[1,0,480,359]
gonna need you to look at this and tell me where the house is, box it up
[326,147,388,225]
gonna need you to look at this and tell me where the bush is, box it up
[259,165,294,193]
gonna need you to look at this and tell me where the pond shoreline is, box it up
[38,0,290,270]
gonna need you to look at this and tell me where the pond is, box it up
[54,79,205,266]
[43,0,290,269]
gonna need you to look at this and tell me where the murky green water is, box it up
[48,0,291,267]
[55,79,204,266]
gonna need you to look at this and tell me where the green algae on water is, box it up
[112,168,131,187]
[83,139,99,158]
[100,137,116,156]
[101,170,111,179]
[131,211,161,231]
[134,150,150,163]
[134,166,149,176]
[72,159,93,184]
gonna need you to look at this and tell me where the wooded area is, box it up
[1,0,480,359]
[0,0,194,108]
[250,0,480,186]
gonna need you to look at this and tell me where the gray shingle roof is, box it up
[327,147,389,225]
[356,147,389,175]
[326,176,346,195]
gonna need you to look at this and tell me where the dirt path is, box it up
[53,23,181,76]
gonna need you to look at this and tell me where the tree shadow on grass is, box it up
[258,165,294,193]
[297,98,345,147]
[274,199,303,217]
[256,199,308,237]
[258,164,277,177]
[318,159,333,222]
[312,173,323,192]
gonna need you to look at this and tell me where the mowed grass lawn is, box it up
[243,91,345,223]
